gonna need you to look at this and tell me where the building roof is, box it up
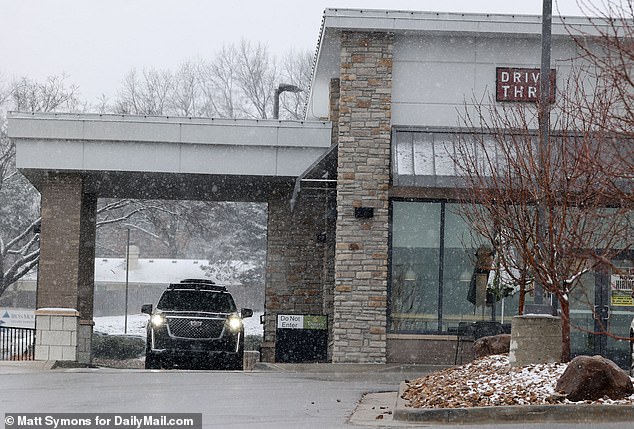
[94,258,254,286]
[305,8,614,120]
[15,258,256,286]
[9,112,331,201]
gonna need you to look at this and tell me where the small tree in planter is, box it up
[454,90,631,361]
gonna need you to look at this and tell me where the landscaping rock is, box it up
[555,355,633,401]
[473,334,511,358]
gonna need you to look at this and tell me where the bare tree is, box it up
[168,60,203,117]
[0,75,150,296]
[455,79,631,361]
[562,0,634,206]
[234,40,277,119]
[114,68,175,115]
[11,74,83,113]
[197,46,240,118]
[112,42,311,121]
[278,48,313,119]
[454,2,634,362]
[0,74,83,295]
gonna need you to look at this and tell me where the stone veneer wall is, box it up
[261,191,326,362]
[38,175,84,309]
[321,78,341,361]
[332,31,393,363]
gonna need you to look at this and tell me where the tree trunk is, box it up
[518,283,525,316]
[558,295,571,362]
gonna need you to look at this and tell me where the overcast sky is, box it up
[1,0,594,103]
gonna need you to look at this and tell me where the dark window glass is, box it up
[157,290,237,313]
[390,200,520,334]
[390,201,440,332]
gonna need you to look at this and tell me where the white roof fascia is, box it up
[321,8,612,37]
[8,112,330,147]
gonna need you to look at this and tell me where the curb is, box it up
[252,362,449,373]
[0,360,56,372]
[394,382,634,424]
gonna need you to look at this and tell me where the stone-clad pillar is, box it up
[333,32,393,363]
[35,173,96,362]
[262,189,325,362]
[77,191,97,363]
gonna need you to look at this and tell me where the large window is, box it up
[389,200,520,334]
[390,201,440,331]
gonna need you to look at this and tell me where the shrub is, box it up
[92,333,145,360]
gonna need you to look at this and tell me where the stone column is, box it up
[333,31,393,363]
[322,78,341,361]
[77,192,97,363]
[262,189,325,362]
[35,173,96,362]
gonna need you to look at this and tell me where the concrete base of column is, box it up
[260,343,275,363]
[77,320,94,364]
[509,315,562,367]
[34,308,79,361]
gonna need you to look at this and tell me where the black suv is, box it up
[141,279,253,370]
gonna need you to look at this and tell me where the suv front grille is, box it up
[166,317,225,339]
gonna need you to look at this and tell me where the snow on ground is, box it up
[94,311,264,337]
[402,355,634,408]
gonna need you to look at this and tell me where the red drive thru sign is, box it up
[496,67,556,102]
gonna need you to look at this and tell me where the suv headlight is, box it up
[150,313,166,328]
[227,315,243,332]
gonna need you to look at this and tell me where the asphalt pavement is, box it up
[0,361,631,429]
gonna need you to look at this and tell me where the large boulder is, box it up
[556,355,633,401]
[473,334,511,358]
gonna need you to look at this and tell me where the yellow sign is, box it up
[611,290,634,307]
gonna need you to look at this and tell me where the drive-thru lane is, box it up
[2,366,395,429]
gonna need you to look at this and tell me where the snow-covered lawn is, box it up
[94,311,264,337]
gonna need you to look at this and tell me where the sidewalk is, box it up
[0,360,55,373]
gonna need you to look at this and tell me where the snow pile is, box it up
[402,355,634,408]
[94,311,264,337]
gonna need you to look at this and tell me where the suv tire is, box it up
[226,352,244,370]
[145,352,161,369]
[145,337,161,369]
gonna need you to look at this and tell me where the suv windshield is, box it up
[157,290,237,313]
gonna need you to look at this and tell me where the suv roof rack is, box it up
[168,279,227,292]
[181,278,215,285]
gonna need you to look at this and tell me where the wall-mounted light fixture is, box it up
[354,207,374,218]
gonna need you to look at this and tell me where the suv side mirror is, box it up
[141,304,153,314]
[241,308,253,318]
